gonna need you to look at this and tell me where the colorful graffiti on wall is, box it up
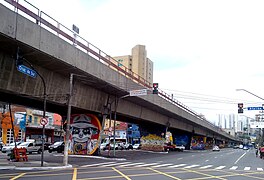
[68,114,101,155]
[191,136,206,150]
[141,134,165,152]
[175,135,189,147]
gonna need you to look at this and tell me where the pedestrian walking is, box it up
[256,148,259,157]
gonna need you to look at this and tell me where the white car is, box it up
[17,141,41,154]
[243,146,249,150]
[133,144,141,150]
[213,145,220,151]
[1,142,22,153]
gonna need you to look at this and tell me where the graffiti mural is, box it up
[174,135,189,147]
[141,134,165,152]
[190,136,206,150]
[69,114,101,155]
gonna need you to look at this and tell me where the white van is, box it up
[100,137,127,150]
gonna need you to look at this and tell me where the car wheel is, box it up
[48,150,52,153]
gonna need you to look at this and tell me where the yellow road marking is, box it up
[148,168,182,180]
[10,173,26,180]
[183,168,226,180]
[112,167,131,180]
[72,168,77,180]
[218,171,264,180]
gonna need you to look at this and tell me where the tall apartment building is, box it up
[113,45,153,84]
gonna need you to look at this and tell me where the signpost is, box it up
[40,117,48,126]
[17,65,37,78]
[250,122,264,128]
[129,89,147,96]
[247,107,264,111]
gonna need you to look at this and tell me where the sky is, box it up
[17,0,264,124]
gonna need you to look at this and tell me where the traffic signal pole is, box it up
[236,89,264,146]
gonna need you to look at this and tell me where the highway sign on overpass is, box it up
[129,89,147,96]
[247,107,264,111]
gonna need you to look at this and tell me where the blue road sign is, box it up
[247,107,264,111]
[17,65,37,78]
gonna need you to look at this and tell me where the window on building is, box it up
[34,116,38,125]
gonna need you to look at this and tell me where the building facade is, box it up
[113,45,153,85]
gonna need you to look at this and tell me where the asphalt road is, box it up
[1,148,264,179]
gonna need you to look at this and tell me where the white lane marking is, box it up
[257,168,263,171]
[81,162,115,167]
[100,162,131,167]
[205,160,209,162]
[151,163,173,168]
[234,151,247,164]
[230,166,238,170]
[244,167,250,171]
[215,166,225,170]
[214,157,218,158]
[184,165,200,169]
[135,163,159,167]
[200,165,213,169]
[177,158,183,160]
[168,164,187,168]
[118,162,145,167]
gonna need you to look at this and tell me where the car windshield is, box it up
[19,142,30,146]
[8,142,20,146]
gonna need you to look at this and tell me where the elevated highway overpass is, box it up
[0,0,238,144]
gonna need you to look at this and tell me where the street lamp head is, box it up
[236,89,245,91]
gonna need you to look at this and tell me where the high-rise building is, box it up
[113,45,153,84]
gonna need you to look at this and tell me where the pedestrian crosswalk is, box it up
[81,161,264,171]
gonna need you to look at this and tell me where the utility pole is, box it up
[63,73,86,166]
[63,73,73,166]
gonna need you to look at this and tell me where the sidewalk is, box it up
[0,151,128,170]
[0,155,72,170]
[0,149,171,170]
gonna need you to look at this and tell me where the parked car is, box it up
[213,145,220,151]
[48,141,64,153]
[35,142,52,151]
[17,141,41,154]
[233,145,240,149]
[125,144,133,150]
[1,141,22,153]
[243,146,249,150]
[175,145,185,152]
[133,143,141,150]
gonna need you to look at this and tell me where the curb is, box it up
[0,164,73,170]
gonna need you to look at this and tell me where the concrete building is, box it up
[113,45,153,84]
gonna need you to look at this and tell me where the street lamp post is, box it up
[23,58,47,167]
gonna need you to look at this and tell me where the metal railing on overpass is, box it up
[1,0,233,139]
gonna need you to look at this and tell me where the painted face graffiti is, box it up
[68,114,101,155]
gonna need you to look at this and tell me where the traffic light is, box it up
[238,103,243,113]
[153,83,159,94]
[16,47,23,67]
